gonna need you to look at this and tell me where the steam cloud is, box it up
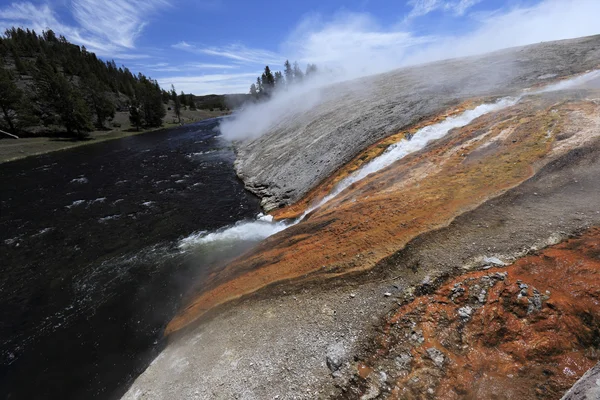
[220,0,600,142]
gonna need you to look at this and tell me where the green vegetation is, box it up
[250,60,318,99]
[171,84,182,124]
[0,27,166,138]
[0,26,259,146]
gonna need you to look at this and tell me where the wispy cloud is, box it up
[172,42,283,66]
[71,0,169,49]
[407,0,481,18]
[173,41,194,50]
[144,62,240,72]
[186,63,240,69]
[0,0,166,57]
[402,0,600,65]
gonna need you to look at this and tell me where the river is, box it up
[0,119,261,399]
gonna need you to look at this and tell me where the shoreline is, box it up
[0,112,229,164]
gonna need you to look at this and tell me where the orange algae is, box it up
[352,228,600,400]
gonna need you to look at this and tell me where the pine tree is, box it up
[293,61,304,83]
[274,71,283,88]
[284,60,293,87]
[179,91,187,107]
[33,55,92,137]
[0,68,23,133]
[261,66,275,94]
[171,84,181,123]
[129,99,142,131]
[306,63,317,77]
[11,47,26,75]
[256,77,263,94]
[187,95,196,110]
[135,79,165,127]
[249,83,257,97]
[83,75,115,129]
[161,89,171,104]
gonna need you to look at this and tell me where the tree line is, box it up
[0,27,167,137]
[249,60,317,98]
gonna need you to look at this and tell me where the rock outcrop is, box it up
[338,229,600,399]
[233,35,600,211]
[562,363,600,400]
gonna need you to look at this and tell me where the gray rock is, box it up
[326,342,346,372]
[426,348,446,369]
[491,272,508,282]
[483,256,506,266]
[519,283,529,297]
[477,288,488,303]
[450,283,465,301]
[528,288,543,314]
[360,382,381,400]
[561,362,600,400]
[394,353,413,370]
[458,306,474,321]
[409,330,425,344]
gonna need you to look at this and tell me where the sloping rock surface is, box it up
[234,35,600,210]
[562,363,600,400]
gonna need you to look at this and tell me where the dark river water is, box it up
[0,119,261,399]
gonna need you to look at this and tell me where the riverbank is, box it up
[0,109,229,164]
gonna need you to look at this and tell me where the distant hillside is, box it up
[0,28,172,137]
[0,28,250,139]
[189,93,251,111]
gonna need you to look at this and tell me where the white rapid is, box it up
[177,214,289,251]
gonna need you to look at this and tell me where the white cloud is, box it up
[283,12,435,76]
[158,72,262,95]
[145,62,240,73]
[279,0,600,80]
[173,41,193,50]
[0,0,166,57]
[71,0,169,49]
[403,0,600,65]
[185,63,240,69]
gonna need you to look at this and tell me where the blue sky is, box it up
[1,0,598,94]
